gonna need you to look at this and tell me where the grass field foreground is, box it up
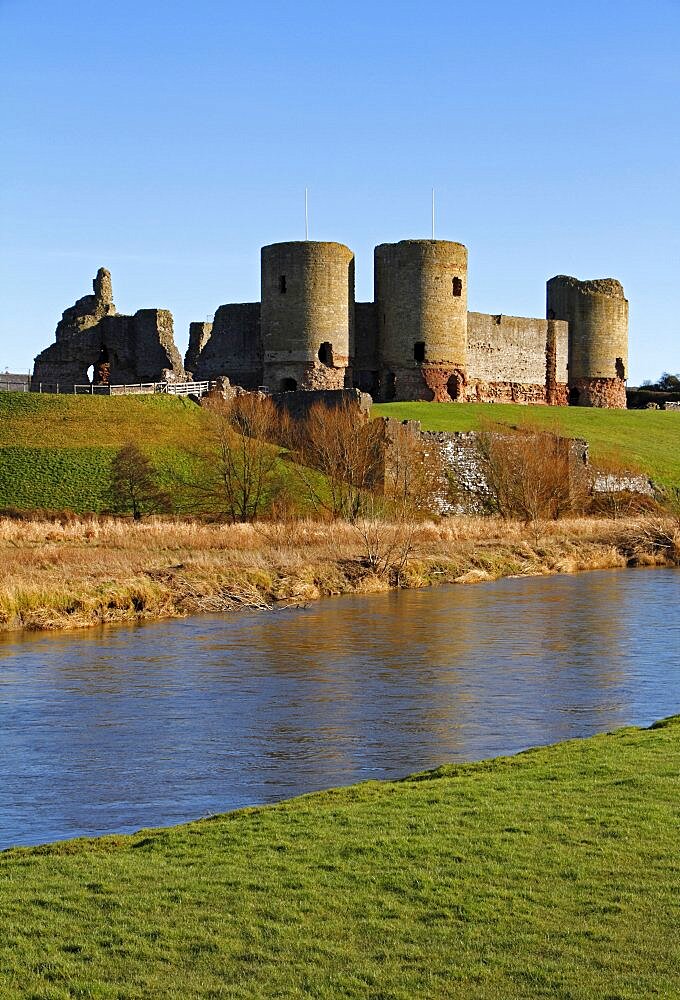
[374,401,680,488]
[0,717,678,998]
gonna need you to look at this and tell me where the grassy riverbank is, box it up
[1,717,678,998]
[0,514,677,633]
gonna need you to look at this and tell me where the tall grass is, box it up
[0,514,676,633]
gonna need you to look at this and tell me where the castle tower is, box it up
[374,240,468,401]
[261,241,354,391]
[546,275,628,408]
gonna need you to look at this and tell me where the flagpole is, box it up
[305,187,309,240]
[431,187,435,240]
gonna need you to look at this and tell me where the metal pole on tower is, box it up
[432,187,435,240]
[305,187,309,240]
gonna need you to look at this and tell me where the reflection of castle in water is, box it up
[248,575,634,771]
[4,568,676,848]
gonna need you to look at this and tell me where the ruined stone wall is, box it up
[354,301,379,396]
[130,309,183,382]
[190,303,262,388]
[261,241,354,392]
[379,419,590,514]
[270,388,371,422]
[466,313,568,404]
[1,372,30,390]
[185,321,213,374]
[32,269,185,388]
[547,275,628,408]
[375,240,468,402]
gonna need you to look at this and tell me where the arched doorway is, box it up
[95,345,111,385]
[280,377,297,392]
[318,343,333,367]
[446,371,464,401]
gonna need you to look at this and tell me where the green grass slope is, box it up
[374,402,680,488]
[1,719,678,999]
[0,393,207,512]
[0,392,206,450]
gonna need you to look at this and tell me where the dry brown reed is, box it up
[0,514,676,634]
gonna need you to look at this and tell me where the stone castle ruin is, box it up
[33,239,629,408]
[187,239,629,408]
[33,268,185,388]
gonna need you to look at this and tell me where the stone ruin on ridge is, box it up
[32,268,186,389]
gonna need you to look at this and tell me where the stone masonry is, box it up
[184,239,628,409]
[33,269,186,388]
[547,276,628,408]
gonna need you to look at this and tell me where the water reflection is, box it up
[0,568,678,850]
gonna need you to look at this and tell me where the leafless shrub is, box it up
[354,422,443,578]
[476,427,589,527]
[180,394,288,522]
[292,406,442,576]
[292,401,385,521]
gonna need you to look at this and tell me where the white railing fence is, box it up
[0,380,215,398]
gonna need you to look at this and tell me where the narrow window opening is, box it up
[452,276,462,297]
[413,341,425,363]
[569,386,580,406]
[86,364,94,384]
[615,357,625,380]
[318,342,333,366]
[385,372,396,401]
[280,376,297,392]
[279,275,287,294]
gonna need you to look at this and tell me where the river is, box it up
[1,568,678,850]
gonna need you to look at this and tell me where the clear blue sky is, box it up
[1,0,678,383]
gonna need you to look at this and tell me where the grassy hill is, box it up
[374,401,680,488]
[0,392,206,450]
[1,717,678,998]
[0,393,208,512]
[1,393,678,512]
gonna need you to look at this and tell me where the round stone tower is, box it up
[546,275,628,408]
[261,241,354,392]
[374,240,468,401]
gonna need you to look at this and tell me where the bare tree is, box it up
[110,444,171,520]
[476,427,588,527]
[292,401,385,521]
[294,404,442,576]
[186,394,287,522]
[354,421,443,578]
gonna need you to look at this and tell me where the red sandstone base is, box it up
[569,378,626,409]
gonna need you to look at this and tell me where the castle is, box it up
[33,239,630,408]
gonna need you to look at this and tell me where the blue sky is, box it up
[1,0,678,383]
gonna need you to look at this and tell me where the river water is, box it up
[1,568,678,850]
